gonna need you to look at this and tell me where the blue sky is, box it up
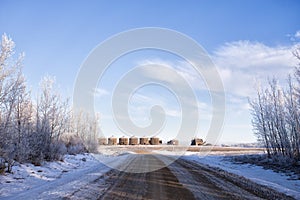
[1,0,300,144]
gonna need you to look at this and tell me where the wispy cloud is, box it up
[212,40,299,97]
[94,88,109,97]
[133,40,299,116]
[129,92,181,119]
[295,30,300,39]
[136,59,207,91]
[213,41,296,70]
[288,30,300,41]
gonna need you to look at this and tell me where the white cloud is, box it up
[130,93,155,104]
[129,92,181,119]
[136,59,207,91]
[94,88,109,97]
[295,30,300,39]
[135,41,298,100]
[287,30,300,41]
[214,41,296,70]
[212,41,299,97]
[127,41,299,123]
[132,59,217,121]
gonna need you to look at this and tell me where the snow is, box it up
[0,153,113,199]
[182,154,300,199]
[1,149,300,199]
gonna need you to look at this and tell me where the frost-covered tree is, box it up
[11,77,34,162]
[250,84,271,157]
[0,33,101,171]
[250,47,300,161]
[35,76,69,161]
[0,34,28,171]
[70,110,100,153]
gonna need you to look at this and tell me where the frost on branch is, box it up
[0,34,100,172]
[250,47,300,162]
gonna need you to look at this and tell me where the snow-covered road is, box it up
[98,154,294,199]
[1,151,299,199]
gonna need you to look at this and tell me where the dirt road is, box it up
[100,155,195,200]
[98,154,294,200]
[4,154,293,199]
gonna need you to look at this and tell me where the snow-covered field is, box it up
[0,154,111,199]
[182,154,300,199]
[1,148,300,199]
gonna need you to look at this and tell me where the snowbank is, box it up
[183,154,300,199]
[0,153,103,198]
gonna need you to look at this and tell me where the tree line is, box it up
[0,34,99,173]
[250,46,300,162]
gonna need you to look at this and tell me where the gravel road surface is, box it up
[98,154,294,200]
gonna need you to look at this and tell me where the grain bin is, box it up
[108,136,118,145]
[191,138,204,146]
[129,136,139,145]
[140,137,149,145]
[119,137,129,145]
[98,137,107,145]
[167,139,179,145]
[150,137,160,145]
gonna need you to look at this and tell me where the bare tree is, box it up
[250,46,300,162]
[70,110,100,153]
[0,33,101,171]
[35,76,69,161]
[0,34,28,171]
[250,84,271,157]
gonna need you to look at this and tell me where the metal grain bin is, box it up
[108,136,118,145]
[167,139,179,145]
[150,137,160,145]
[98,137,107,145]
[140,137,149,145]
[191,138,204,146]
[129,136,139,145]
[119,137,129,145]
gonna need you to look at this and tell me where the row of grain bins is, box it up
[98,137,205,146]
[98,136,163,145]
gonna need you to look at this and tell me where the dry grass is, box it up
[98,145,264,155]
